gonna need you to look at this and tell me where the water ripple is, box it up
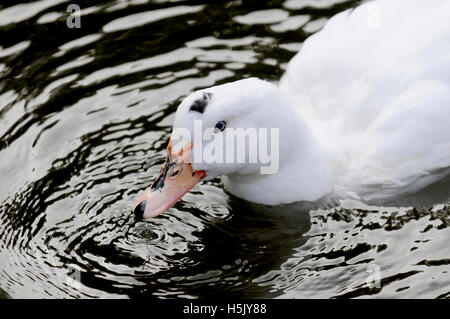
[1,0,448,299]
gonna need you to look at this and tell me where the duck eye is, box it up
[215,121,226,131]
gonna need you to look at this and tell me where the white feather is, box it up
[280,0,450,200]
[172,0,450,204]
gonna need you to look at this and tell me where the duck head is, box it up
[132,78,303,219]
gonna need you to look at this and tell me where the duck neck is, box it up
[222,115,335,205]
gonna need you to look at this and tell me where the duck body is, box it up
[133,0,450,219]
[279,0,450,201]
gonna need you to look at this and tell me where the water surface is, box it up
[0,0,449,298]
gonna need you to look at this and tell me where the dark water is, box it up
[0,0,449,299]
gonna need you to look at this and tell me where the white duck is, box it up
[133,0,450,219]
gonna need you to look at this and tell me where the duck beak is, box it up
[132,139,206,219]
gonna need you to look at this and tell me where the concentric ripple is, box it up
[0,0,449,298]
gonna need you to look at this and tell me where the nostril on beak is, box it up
[134,201,147,220]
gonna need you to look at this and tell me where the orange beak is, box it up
[132,139,206,219]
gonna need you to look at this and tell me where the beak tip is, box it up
[133,200,147,220]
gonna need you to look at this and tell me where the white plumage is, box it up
[280,0,450,200]
[171,0,450,205]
